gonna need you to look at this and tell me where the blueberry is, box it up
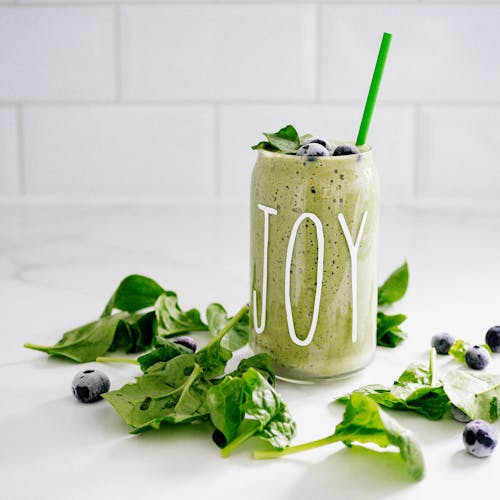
[71,369,110,403]
[431,333,455,355]
[173,336,197,353]
[451,404,471,423]
[485,326,500,353]
[463,420,497,457]
[301,137,333,154]
[332,144,361,156]
[296,143,330,157]
[465,345,490,370]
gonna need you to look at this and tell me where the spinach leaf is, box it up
[449,340,492,365]
[443,368,500,422]
[251,125,301,154]
[331,394,425,481]
[194,337,232,380]
[194,304,249,379]
[101,274,165,317]
[220,368,296,456]
[338,357,449,420]
[376,312,407,347]
[137,340,192,372]
[229,353,276,386]
[155,292,208,339]
[378,261,409,306]
[206,303,249,352]
[449,340,468,363]
[255,393,425,482]
[108,311,156,353]
[207,376,245,445]
[103,354,211,432]
[24,312,129,363]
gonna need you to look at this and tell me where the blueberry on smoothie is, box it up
[333,144,361,156]
[431,333,455,355]
[296,143,330,157]
[463,420,497,457]
[173,336,197,353]
[485,326,500,353]
[301,137,333,154]
[72,369,110,403]
[465,345,490,370]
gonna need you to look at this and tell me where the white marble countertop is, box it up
[2,201,500,500]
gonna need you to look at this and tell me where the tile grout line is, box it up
[314,3,321,103]
[413,103,421,199]
[114,5,121,102]
[16,104,26,195]
[213,103,220,198]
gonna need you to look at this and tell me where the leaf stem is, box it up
[96,356,139,365]
[429,347,437,387]
[212,304,249,345]
[24,342,48,351]
[253,434,337,459]
[221,420,260,458]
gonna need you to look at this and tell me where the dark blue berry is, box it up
[485,326,500,353]
[431,333,455,355]
[173,336,197,353]
[463,420,497,457]
[301,137,333,153]
[451,404,471,423]
[465,345,490,370]
[72,369,110,403]
[332,144,360,156]
[296,143,330,157]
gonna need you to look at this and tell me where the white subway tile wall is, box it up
[0,106,18,194]
[0,2,499,201]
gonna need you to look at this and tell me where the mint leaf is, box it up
[378,262,409,306]
[377,312,407,347]
[252,124,301,154]
[102,274,165,317]
[206,303,249,352]
[155,292,208,339]
[443,368,500,422]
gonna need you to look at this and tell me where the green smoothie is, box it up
[250,144,379,381]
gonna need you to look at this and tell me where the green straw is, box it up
[356,32,392,146]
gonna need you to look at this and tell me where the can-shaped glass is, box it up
[249,145,379,381]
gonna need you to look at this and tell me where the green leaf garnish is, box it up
[206,303,249,352]
[24,312,130,363]
[101,274,165,317]
[378,261,409,306]
[337,355,449,420]
[103,355,212,432]
[155,292,208,339]
[251,124,301,154]
[217,368,296,456]
[376,312,407,347]
[376,262,410,348]
[254,393,425,482]
[443,368,500,422]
